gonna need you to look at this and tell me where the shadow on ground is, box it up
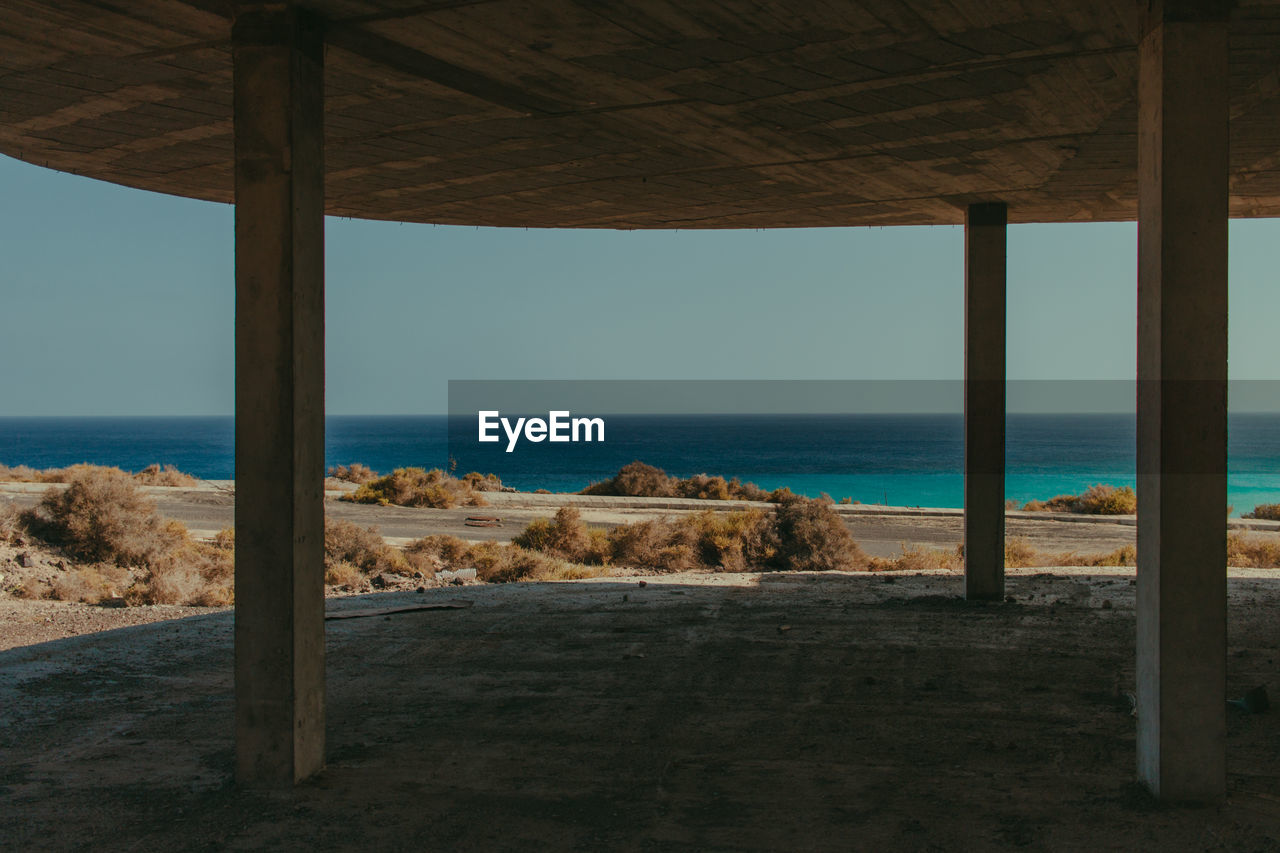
[2,571,1278,851]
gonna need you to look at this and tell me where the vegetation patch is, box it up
[323,518,410,582]
[1244,503,1280,522]
[327,463,379,485]
[340,467,490,509]
[0,462,200,487]
[1021,484,1136,515]
[11,466,232,605]
[580,461,779,502]
[513,495,864,574]
[1228,533,1280,568]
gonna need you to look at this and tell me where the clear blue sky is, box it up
[1,153,1276,415]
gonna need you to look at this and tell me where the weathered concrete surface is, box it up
[2,571,1279,851]
[232,7,327,786]
[1135,2,1230,804]
[5,3,1280,227]
[964,202,1006,601]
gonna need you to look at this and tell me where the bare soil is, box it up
[2,569,1278,852]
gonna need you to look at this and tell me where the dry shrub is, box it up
[582,461,676,497]
[328,463,379,485]
[400,533,605,583]
[133,464,199,487]
[1244,503,1280,521]
[581,461,774,502]
[583,527,613,564]
[0,463,76,482]
[468,542,571,583]
[530,496,860,574]
[462,471,504,492]
[210,527,235,551]
[16,469,236,607]
[512,507,590,561]
[608,518,697,572]
[22,467,185,566]
[1075,484,1136,514]
[1023,484,1136,515]
[683,509,776,572]
[0,464,43,482]
[405,534,471,568]
[325,562,364,588]
[0,501,20,542]
[1,462,197,486]
[324,518,408,576]
[51,565,130,604]
[122,535,235,606]
[342,467,487,509]
[771,494,866,572]
[677,474,731,501]
[1021,496,1076,513]
[1228,533,1280,568]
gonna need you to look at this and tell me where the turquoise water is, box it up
[1,413,1277,515]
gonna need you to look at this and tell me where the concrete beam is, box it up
[232,6,326,787]
[964,202,1007,601]
[1136,0,1229,803]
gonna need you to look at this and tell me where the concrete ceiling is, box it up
[2,0,1279,227]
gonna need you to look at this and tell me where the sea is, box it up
[1,413,1277,516]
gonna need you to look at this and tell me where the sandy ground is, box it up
[1,569,1278,852]
[2,481,1277,647]
[6,479,1243,556]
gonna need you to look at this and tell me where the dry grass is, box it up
[0,464,55,482]
[133,464,200,487]
[513,496,864,574]
[866,539,1139,572]
[1228,533,1280,568]
[863,535,1280,572]
[404,534,471,567]
[399,532,605,583]
[341,467,489,509]
[50,565,130,604]
[868,544,962,572]
[462,471,505,492]
[327,463,379,485]
[512,507,594,560]
[1243,503,1280,522]
[21,466,186,566]
[138,540,234,606]
[324,518,409,578]
[11,467,233,605]
[1022,484,1136,515]
[0,462,199,487]
[0,501,20,541]
[580,461,775,502]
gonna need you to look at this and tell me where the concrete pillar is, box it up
[1136,0,1229,803]
[232,5,326,786]
[964,202,1007,601]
